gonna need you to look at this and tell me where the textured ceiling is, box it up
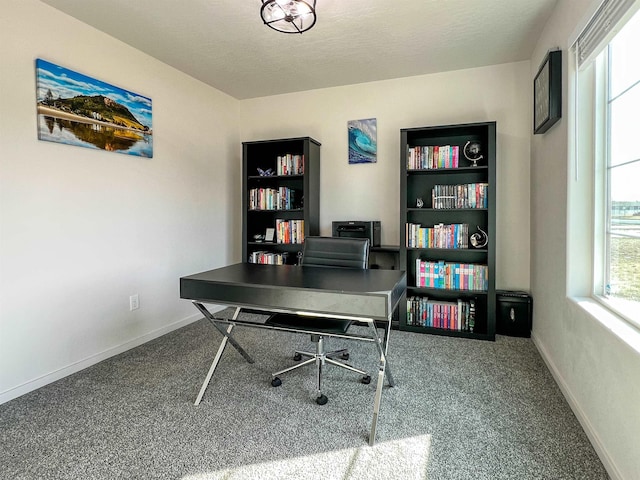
[40,0,558,100]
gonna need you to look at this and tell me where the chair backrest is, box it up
[301,236,369,269]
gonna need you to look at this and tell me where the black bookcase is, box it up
[400,122,496,340]
[242,137,320,265]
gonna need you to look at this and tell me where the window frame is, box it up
[569,2,640,333]
[598,28,640,328]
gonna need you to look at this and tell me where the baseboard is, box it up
[0,310,210,405]
[532,332,622,480]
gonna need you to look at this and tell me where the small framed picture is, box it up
[265,227,275,242]
[348,118,377,164]
[533,50,562,134]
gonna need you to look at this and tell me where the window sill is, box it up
[571,296,640,355]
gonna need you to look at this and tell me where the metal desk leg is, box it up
[193,305,254,406]
[369,321,395,387]
[194,323,233,406]
[369,360,386,446]
[367,319,394,446]
[193,303,254,363]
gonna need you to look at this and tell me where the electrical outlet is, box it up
[129,294,139,311]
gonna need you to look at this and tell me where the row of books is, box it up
[406,222,469,249]
[248,251,286,265]
[407,145,460,170]
[432,183,488,209]
[248,187,297,211]
[277,154,304,176]
[415,259,488,291]
[275,219,304,244]
[407,296,476,332]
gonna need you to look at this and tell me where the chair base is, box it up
[271,335,371,404]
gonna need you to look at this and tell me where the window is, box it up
[604,13,640,319]
[572,1,640,328]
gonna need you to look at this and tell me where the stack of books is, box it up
[407,296,475,332]
[415,260,488,291]
[275,219,304,244]
[407,145,460,170]
[432,183,488,209]
[276,154,304,175]
[406,222,469,248]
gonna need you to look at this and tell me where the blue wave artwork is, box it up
[348,118,377,164]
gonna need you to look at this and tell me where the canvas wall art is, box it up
[348,118,377,164]
[35,59,153,157]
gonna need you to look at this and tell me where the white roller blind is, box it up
[575,0,638,67]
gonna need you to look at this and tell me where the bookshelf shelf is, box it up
[409,287,489,295]
[400,122,496,340]
[401,324,495,341]
[407,247,489,256]
[248,208,305,212]
[242,137,320,265]
[408,165,489,174]
[247,174,305,180]
[407,208,489,212]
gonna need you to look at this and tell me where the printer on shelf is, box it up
[332,221,381,247]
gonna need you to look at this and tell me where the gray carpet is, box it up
[0,310,609,480]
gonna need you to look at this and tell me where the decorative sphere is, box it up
[464,141,482,160]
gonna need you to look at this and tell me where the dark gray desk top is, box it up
[180,263,406,321]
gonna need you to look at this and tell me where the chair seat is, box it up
[266,313,352,335]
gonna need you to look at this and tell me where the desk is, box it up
[180,262,406,445]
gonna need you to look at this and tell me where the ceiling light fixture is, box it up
[260,0,317,34]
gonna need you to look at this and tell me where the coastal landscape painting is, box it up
[35,59,153,157]
[348,118,377,164]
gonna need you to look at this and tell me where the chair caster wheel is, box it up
[293,353,302,361]
[361,375,371,384]
[271,377,282,387]
[316,394,328,405]
[341,353,350,360]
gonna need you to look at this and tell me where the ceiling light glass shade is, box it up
[260,0,317,34]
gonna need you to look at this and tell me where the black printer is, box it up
[332,221,381,247]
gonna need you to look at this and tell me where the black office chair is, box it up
[267,236,372,405]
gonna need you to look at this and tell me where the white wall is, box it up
[238,63,532,290]
[0,0,240,403]
[530,1,640,479]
